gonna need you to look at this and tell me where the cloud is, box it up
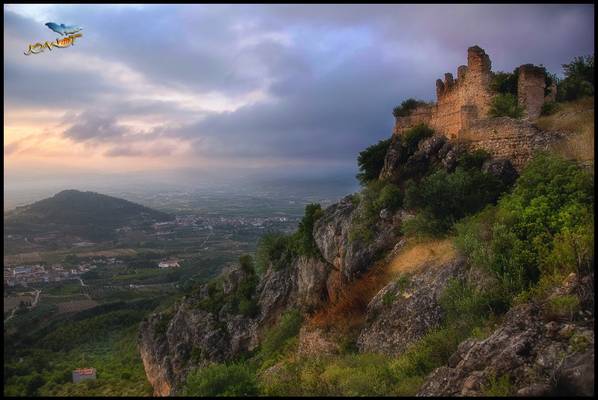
[4,4,595,171]
[62,112,127,142]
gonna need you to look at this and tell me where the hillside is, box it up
[135,48,594,396]
[138,127,594,396]
[4,190,172,241]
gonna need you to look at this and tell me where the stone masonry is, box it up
[393,45,551,139]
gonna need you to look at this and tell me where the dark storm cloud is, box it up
[5,4,594,164]
[180,45,432,161]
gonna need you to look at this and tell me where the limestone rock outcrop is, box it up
[417,273,595,397]
[357,258,466,356]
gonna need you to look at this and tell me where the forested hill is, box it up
[4,190,172,240]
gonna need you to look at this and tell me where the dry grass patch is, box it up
[308,238,456,334]
[387,238,456,276]
[535,97,594,163]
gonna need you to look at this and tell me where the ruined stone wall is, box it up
[460,117,562,171]
[393,46,551,140]
[394,46,494,138]
[518,64,547,120]
[393,105,433,135]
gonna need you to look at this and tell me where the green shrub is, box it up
[390,326,463,382]
[255,232,296,272]
[489,93,524,118]
[547,295,581,321]
[404,166,506,234]
[540,101,559,116]
[396,275,410,293]
[557,55,594,102]
[183,362,258,396]
[255,204,324,273]
[455,153,594,300]
[295,203,324,258]
[375,183,403,212]
[382,291,396,306]
[457,149,491,170]
[237,298,259,318]
[440,279,508,330]
[569,332,591,352]
[196,280,226,314]
[481,373,514,397]
[400,212,448,238]
[349,180,402,243]
[393,98,428,118]
[258,309,303,365]
[356,139,392,185]
[239,254,255,275]
[490,70,518,95]
[401,124,434,156]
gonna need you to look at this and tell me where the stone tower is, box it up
[518,64,547,120]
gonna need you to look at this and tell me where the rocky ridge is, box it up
[138,127,592,396]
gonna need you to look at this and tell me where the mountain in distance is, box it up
[4,189,173,241]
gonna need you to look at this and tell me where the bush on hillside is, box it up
[255,204,324,273]
[349,181,403,243]
[392,98,428,118]
[540,101,560,116]
[490,70,518,95]
[401,124,435,156]
[488,93,524,119]
[356,139,391,185]
[455,153,594,299]
[183,362,258,396]
[403,166,506,234]
[557,55,594,102]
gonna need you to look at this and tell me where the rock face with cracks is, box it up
[417,273,594,397]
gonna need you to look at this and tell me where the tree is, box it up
[557,55,594,101]
[356,139,391,185]
[393,98,428,118]
[488,93,524,119]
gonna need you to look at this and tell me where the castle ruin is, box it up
[393,45,553,139]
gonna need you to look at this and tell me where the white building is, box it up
[158,260,180,269]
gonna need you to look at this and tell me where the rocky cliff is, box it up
[138,121,592,396]
[418,273,594,396]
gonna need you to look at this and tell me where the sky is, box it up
[3,4,595,199]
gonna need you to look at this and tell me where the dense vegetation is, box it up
[178,149,594,397]
[488,93,524,119]
[356,138,391,185]
[392,98,429,118]
[490,54,594,118]
[403,149,509,236]
[255,203,324,272]
[193,255,259,317]
[557,55,594,102]
[455,153,594,301]
[3,295,175,396]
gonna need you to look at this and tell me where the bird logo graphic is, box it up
[24,22,83,55]
[45,22,83,36]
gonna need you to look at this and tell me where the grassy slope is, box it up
[535,96,594,165]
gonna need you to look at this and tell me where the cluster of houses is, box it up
[2,258,117,287]
[3,264,81,287]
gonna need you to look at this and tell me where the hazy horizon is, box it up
[4,4,595,207]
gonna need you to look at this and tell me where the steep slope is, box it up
[419,273,594,396]
[138,123,594,396]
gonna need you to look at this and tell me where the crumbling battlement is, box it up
[393,45,551,139]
